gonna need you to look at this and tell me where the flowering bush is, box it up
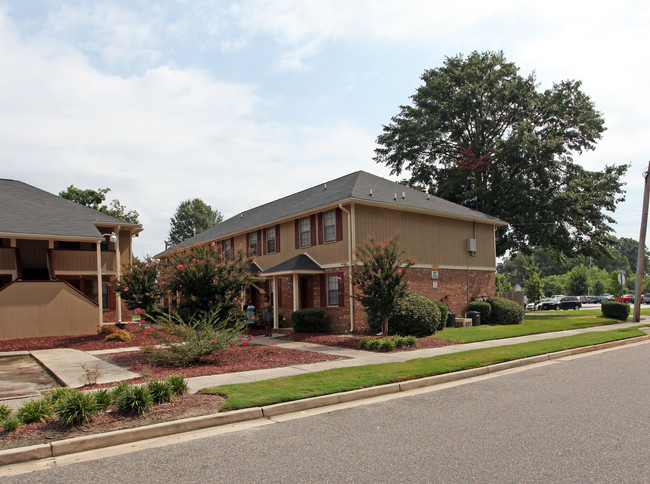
[160,246,256,323]
[351,233,414,336]
[142,308,250,366]
[111,256,163,313]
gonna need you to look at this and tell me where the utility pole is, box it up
[633,161,650,322]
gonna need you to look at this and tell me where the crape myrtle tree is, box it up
[111,256,163,312]
[351,233,414,336]
[59,186,139,225]
[168,198,223,246]
[375,50,628,259]
[160,244,255,322]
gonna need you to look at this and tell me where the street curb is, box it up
[2,334,648,467]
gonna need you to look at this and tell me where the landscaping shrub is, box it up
[485,297,524,325]
[601,301,630,321]
[105,329,134,342]
[359,336,417,351]
[115,385,153,415]
[392,336,407,348]
[388,293,440,337]
[147,379,175,404]
[45,387,76,406]
[404,336,417,346]
[378,338,396,352]
[55,391,98,426]
[0,403,12,421]
[99,325,116,335]
[144,308,246,366]
[2,415,19,432]
[431,300,448,330]
[291,308,326,332]
[468,301,491,324]
[17,398,53,424]
[110,381,132,404]
[167,375,189,396]
[93,389,112,410]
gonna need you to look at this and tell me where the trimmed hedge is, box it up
[601,301,630,321]
[468,301,491,325]
[431,300,449,331]
[292,308,326,332]
[388,293,441,337]
[485,297,524,325]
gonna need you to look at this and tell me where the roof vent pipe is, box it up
[394,193,397,200]
[427,193,431,200]
[240,214,243,219]
[324,183,327,190]
[369,189,373,196]
[402,192,406,199]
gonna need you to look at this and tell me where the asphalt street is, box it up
[3,342,649,483]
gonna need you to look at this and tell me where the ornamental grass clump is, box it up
[142,307,247,367]
[115,385,153,415]
[17,398,53,425]
[2,415,19,432]
[93,388,112,410]
[0,403,13,421]
[147,379,175,404]
[55,391,98,426]
[167,375,189,396]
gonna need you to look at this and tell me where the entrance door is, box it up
[300,276,314,309]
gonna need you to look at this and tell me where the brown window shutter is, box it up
[320,274,327,307]
[336,208,343,242]
[277,281,282,306]
[338,272,345,307]
[108,283,116,310]
[318,213,324,245]
[276,224,281,252]
[246,233,250,254]
[262,229,267,255]
[310,214,316,246]
[258,230,263,256]
[294,220,299,249]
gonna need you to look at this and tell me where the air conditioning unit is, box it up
[467,238,477,256]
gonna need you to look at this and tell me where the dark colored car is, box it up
[642,294,650,304]
[558,296,582,310]
[538,298,561,310]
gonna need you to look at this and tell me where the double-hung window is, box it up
[324,210,336,242]
[327,274,339,306]
[267,227,276,253]
[249,232,258,256]
[300,218,311,247]
[223,239,232,259]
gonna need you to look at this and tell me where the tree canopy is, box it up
[168,198,223,246]
[375,50,628,258]
[59,185,139,224]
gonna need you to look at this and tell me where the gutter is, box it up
[339,203,354,332]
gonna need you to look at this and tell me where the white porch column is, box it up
[272,276,279,329]
[115,228,122,323]
[96,241,103,327]
[292,273,299,312]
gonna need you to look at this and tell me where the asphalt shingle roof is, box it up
[162,170,506,254]
[264,254,324,274]
[0,179,138,239]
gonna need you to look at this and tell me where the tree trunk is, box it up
[382,316,389,337]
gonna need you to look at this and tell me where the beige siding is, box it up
[0,281,98,339]
[354,204,496,269]
[51,250,116,274]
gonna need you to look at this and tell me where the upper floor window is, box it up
[223,239,232,259]
[300,218,311,247]
[267,227,276,253]
[249,232,258,256]
[327,274,339,306]
[324,210,336,242]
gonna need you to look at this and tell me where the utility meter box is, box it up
[467,238,477,255]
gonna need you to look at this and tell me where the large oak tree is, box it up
[168,198,223,246]
[375,51,628,258]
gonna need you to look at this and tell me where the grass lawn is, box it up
[435,309,636,343]
[204,326,646,411]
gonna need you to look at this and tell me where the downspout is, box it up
[339,203,354,332]
[116,225,122,323]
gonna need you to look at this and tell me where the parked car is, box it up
[642,294,650,304]
[558,296,582,310]
[538,297,561,310]
[616,294,635,304]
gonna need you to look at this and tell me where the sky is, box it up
[1,0,649,259]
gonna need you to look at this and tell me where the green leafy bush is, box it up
[55,391,98,426]
[485,297,524,325]
[2,415,19,432]
[388,293,440,337]
[431,300,448,330]
[601,301,630,321]
[17,398,53,424]
[359,336,416,351]
[404,336,417,346]
[148,380,175,404]
[468,301,491,325]
[115,385,153,415]
[391,336,407,348]
[378,338,396,352]
[291,308,326,332]
[167,375,189,396]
